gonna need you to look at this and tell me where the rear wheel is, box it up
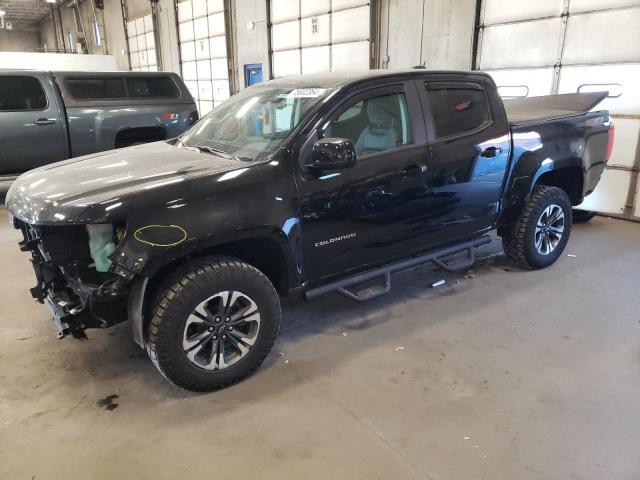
[501,185,573,269]
[146,257,280,391]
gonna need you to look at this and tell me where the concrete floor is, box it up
[0,205,639,480]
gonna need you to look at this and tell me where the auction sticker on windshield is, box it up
[288,88,326,98]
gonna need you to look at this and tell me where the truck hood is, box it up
[6,141,243,225]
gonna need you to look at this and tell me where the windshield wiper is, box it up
[191,145,237,160]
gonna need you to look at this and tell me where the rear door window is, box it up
[0,76,47,111]
[126,77,179,98]
[65,78,126,99]
[425,84,490,138]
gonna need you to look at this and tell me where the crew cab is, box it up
[0,70,197,177]
[6,69,614,391]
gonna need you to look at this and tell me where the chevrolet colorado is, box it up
[6,70,614,391]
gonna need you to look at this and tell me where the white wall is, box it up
[380,0,476,70]
[234,0,270,89]
[0,30,39,52]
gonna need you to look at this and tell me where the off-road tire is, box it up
[146,257,280,392]
[501,185,573,269]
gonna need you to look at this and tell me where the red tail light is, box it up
[605,123,615,164]
[188,110,199,126]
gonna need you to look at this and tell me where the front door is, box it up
[297,81,431,282]
[0,73,67,174]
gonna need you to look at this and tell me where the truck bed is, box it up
[503,91,608,125]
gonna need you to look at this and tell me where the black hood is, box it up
[6,141,244,225]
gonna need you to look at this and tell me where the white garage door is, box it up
[127,14,158,72]
[177,0,231,116]
[270,0,372,78]
[476,0,640,220]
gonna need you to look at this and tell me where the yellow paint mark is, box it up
[133,224,187,247]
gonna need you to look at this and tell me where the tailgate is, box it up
[504,92,608,125]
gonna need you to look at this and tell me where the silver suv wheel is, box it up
[534,204,565,255]
[182,290,261,371]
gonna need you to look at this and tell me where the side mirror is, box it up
[307,138,357,171]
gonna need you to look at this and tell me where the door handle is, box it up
[400,164,422,177]
[33,118,56,126]
[480,146,503,158]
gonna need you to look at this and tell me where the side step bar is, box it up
[305,235,491,302]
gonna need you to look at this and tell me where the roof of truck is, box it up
[264,69,495,89]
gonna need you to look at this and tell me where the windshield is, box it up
[178,85,333,162]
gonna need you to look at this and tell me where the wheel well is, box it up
[115,127,167,148]
[145,237,290,300]
[535,166,583,205]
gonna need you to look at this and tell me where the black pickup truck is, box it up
[6,70,613,391]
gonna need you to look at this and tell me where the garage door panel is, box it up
[486,68,555,97]
[211,58,228,79]
[271,0,299,23]
[198,81,213,101]
[563,9,640,65]
[184,80,198,98]
[192,0,207,19]
[577,169,631,214]
[199,100,213,116]
[127,20,137,37]
[130,52,140,68]
[301,14,330,46]
[208,0,224,14]
[209,35,226,58]
[570,0,640,12]
[143,14,153,33]
[181,41,196,61]
[332,41,369,71]
[196,60,212,80]
[182,61,198,80]
[195,38,210,60]
[139,49,148,67]
[483,0,563,25]
[193,16,209,40]
[128,36,139,53]
[302,46,330,74]
[136,34,146,52]
[213,80,230,101]
[302,0,330,16]
[480,18,562,69]
[273,49,301,77]
[607,118,640,168]
[558,64,640,115]
[135,17,145,36]
[332,0,370,10]
[272,20,300,51]
[179,21,195,42]
[208,12,225,36]
[177,1,192,22]
[332,6,370,43]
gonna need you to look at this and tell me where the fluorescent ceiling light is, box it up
[46,0,56,3]
[0,10,6,17]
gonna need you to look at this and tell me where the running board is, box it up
[305,235,491,302]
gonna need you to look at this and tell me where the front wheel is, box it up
[146,257,280,391]
[501,185,573,269]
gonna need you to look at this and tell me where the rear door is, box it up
[0,72,67,174]
[415,77,511,246]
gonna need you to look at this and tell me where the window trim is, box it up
[422,81,494,142]
[317,84,415,161]
[0,75,49,113]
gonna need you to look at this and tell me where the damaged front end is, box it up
[14,217,131,339]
